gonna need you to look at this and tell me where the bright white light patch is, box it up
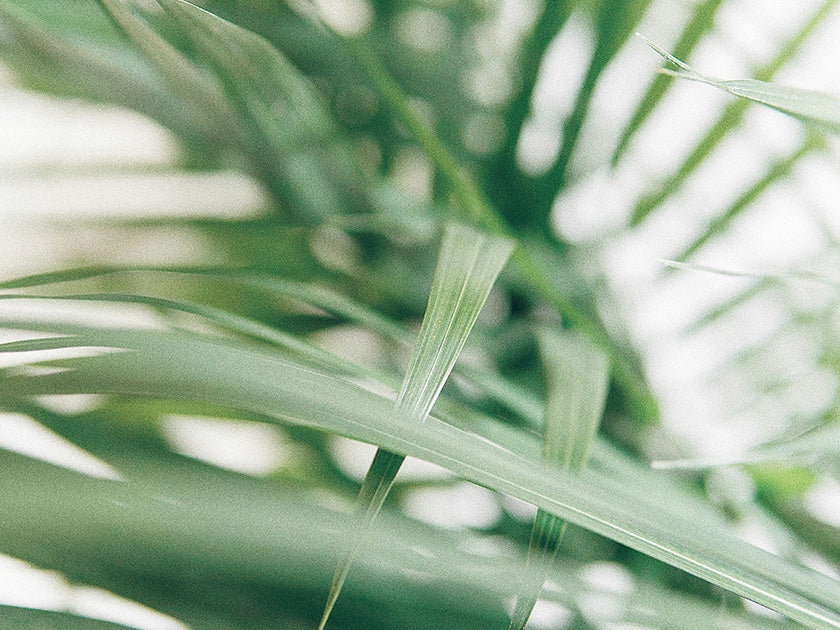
[162,415,288,476]
[0,413,120,479]
[458,534,518,559]
[0,298,167,330]
[0,554,70,610]
[1,171,266,221]
[803,477,840,527]
[500,494,538,521]
[329,437,376,481]
[530,12,593,120]
[312,0,373,36]
[397,9,453,53]
[36,395,105,415]
[71,587,189,630]
[466,59,514,107]
[552,166,643,242]
[402,482,501,529]
[742,598,786,620]
[735,518,779,555]
[579,562,634,595]
[800,550,840,579]
[516,118,561,176]
[0,554,189,630]
[0,90,176,171]
[523,599,572,629]
[577,591,626,624]
[310,226,362,274]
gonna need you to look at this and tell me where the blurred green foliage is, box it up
[0,1,839,629]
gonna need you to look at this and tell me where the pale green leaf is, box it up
[0,299,763,534]
[0,267,812,530]
[0,265,539,424]
[508,510,568,630]
[305,6,659,425]
[643,36,840,134]
[613,0,725,165]
[0,267,803,535]
[155,0,331,137]
[653,421,840,470]
[0,266,148,290]
[0,266,413,344]
[0,325,837,627]
[539,330,610,470]
[661,259,840,291]
[509,330,609,630]
[630,0,837,226]
[0,291,367,379]
[0,0,203,145]
[0,446,795,630]
[397,223,514,424]
[319,221,514,628]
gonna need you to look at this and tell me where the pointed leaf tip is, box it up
[642,38,840,134]
[538,330,609,470]
[509,329,609,629]
[318,221,513,628]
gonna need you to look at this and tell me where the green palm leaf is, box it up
[0,443,797,630]
[630,0,838,225]
[645,36,840,134]
[508,330,609,630]
[318,221,513,628]
[0,323,837,627]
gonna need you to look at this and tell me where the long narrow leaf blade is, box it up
[0,326,838,627]
[539,331,610,469]
[653,420,840,470]
[0,269,818,530]
[509,331,609,630]
[0,292,368,379]
[612,0,725,165]
[0,266,543,423]
[644,37,840,134]
[0,267,823,516]
[319,222,514,628]
[156,0,329,135]
[661,259,840,290]
[397,223,514,423]
[509,510,567,630]
[0,444,801,630]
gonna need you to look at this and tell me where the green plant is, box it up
[0,1,839,629]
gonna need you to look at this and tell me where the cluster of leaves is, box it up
[1,1,840,629]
